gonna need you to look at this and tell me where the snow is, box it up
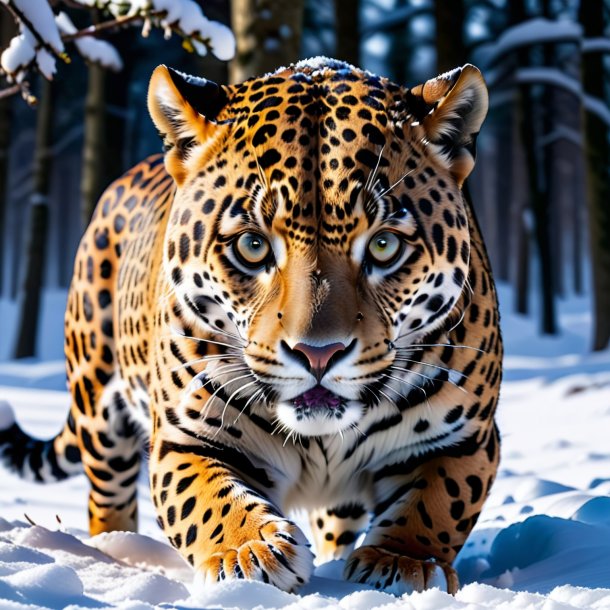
[582,38,610,54]
[73,0,236,61]
[483,18,581,65]
[1,0,234,82]
[55,12,123,71]
[0,0,64,79]
[0,401,15,429]
[1,284,610,608]
[1,30,42,80]
[8,0,64,54]
[513,68,610,129]
[147,0,234,59]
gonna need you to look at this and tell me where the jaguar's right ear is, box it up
[148,65,228,184]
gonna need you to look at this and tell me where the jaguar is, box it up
[0,57,502,595]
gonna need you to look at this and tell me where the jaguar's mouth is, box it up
[292,385,343,410]
[276,385,362,436]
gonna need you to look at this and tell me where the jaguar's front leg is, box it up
[345,425,499,595]
[150,435,314,592]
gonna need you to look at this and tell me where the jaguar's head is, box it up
[148,58,488,437]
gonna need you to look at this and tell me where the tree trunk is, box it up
[13,79,54,358]
[0,12,16,296]
[229,0,304,84]
[579,0,610,350]
[81,60,107,226]
[572,166,583,295]
[538,0,556,333]
[541,0,564,300]
[434,0,466,73]
[493,104,514,282]
[334,0,360,66]
[515,202,530,315]
[386,0,405,84]
[521,91,556,334]
[511,0,556,334]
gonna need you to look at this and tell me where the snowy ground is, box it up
[1,283,610,609]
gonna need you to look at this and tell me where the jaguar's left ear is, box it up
[408,64,488,187]
[148,65,228,184]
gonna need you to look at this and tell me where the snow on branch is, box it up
[68,0,235,59]
[0,0,235,103]
[483,18,582,66]
[515,67,610,128]
[582,38,610,54]
[1,0,67,80]
[360,3,431,37]
[56,12,122,71]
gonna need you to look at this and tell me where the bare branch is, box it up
[61,11,164,43]
[0,83,21,99]
[0,81,38,106]
[0,81,36,105]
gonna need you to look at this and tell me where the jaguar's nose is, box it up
[291,341,347,382]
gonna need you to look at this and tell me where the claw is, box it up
[345,545,459,595]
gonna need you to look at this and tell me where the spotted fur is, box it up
[0,58,502,594]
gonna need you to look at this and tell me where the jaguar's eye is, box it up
[234,232,272,268]
[367,231,403,266]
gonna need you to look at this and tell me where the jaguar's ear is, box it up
[148,65,228,183]
[407,64,488,186]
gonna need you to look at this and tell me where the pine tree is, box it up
[511,0,556,334]
[579,0,610,350]
[334,0,360,65]
[229,0,304,83]
[13,79,54,358]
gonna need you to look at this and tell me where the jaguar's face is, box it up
[149,59,488,437]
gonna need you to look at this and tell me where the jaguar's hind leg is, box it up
[75,379,143,535]
[309,503,369,564]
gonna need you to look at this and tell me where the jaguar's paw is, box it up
[199,519,314,593]
[345,545,458,595]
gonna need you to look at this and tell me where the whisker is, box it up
[381,374,434,413]
[207,361,249,374]
[376,383,409,417]
[447,304,467,335]
[361,384,381,406]
[208,326,247,345]
[216,379,259,435]
[464,276,474,298]
[392,356,466,379]
[283,429,294,447]
[194,364,250,385]
[272,418,288,438]
[389,365,468,395]
[172,354,241,372]
[198,372,255,410]
[232,387,266,426]
[376,385,400,405]
[169,327,243,352]
[372,167,416,204]
[395,342,486,354]
[382,374,426,399]
[350,422,366,438]
[364,145,385,195]
[282,427,294,447]
[261,386,273,407]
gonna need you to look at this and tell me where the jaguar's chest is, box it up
[207,394,478,512]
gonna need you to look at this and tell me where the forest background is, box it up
[0,0,608,363]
